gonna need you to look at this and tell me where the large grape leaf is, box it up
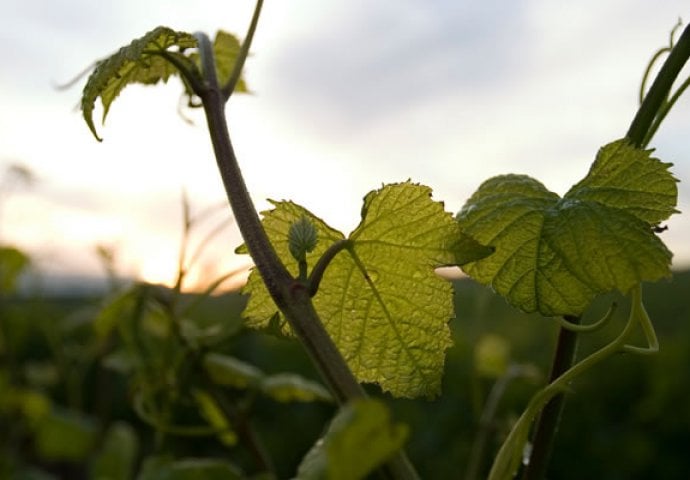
[457,139,677,316]
[241,182,489,398]
[81,28,247,141]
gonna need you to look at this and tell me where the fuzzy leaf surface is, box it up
[457,139,677,316]
[295,399,408,480]
[241,182,484,398]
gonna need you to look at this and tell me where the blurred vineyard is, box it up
[2,241,688,479]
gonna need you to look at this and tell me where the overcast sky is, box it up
[1,0,689,289]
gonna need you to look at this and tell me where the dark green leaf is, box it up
[34,408,97,461]
[90,422,139,480]
[457,139,677,316]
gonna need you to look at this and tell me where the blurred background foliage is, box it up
[1,231,688,479]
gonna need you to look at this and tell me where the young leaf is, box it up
[295,399,408,480]
[81,26,198,140]
[195,30,249,93]
[241,182,487,398]
[457,139,677,316]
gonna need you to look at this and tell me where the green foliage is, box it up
[90,422,139,480]
[66,13,689,480]
[457,139,677,316]
[81,27,247,141]
[138,456,244,480]
[189,30,249,93]
[33,407,98,461]
[296,399,408,480]
[241,182,489,398]
[203,352,332,403]
[0,246,30,293]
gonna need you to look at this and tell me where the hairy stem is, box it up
[193,9,421,477]
[195,31,363,403]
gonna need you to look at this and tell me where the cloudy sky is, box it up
[1,0,689,290]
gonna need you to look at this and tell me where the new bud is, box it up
[288,216,318,261]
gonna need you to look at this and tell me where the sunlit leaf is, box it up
[192,30,249,93]
[457,139,677,316]
[566,140,678,223]
[81,26,198,140]
[241,182,489,397]
[295,399,408,480]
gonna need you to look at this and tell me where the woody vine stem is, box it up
[187,0,419,478]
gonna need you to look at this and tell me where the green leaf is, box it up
[34,407,98,461]
[457,139,677,316]
[81,26,198,140]
[205,30,249,93]
[0,246,30,293]
[295,399,408,480]
[241,182,482,398]
[202,352,265,389]
[192,390,237,447]
[474,334,511,379]
[90,422,139,480]
[138,456,243,480]
[260,373,333,403]
[566,140,678,223]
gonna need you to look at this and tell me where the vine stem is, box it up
[626,22,690,147]
[519,25,690,478]
[191,6,420,478]
[490,286,656,480]
[194,29,363,406]
[520,316,580,480]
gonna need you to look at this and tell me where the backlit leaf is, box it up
[81,26,198,140]
[241,182,488,398]
[457,139,677,316]
[201,30,248,93]
[295,399,408,480]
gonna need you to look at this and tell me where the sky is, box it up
[1,0,690,291]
